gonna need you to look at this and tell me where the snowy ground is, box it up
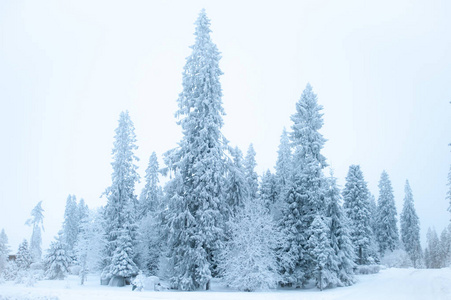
[1,268,451,300]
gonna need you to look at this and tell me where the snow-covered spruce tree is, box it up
[44,234,70,280]
[26,201,44,262]
[224,147,248,218]
[109,223,139,279]
[375,171,399,254]
[74,208,106,285]
[0,229,10,275]
[368,193,378,237]
[78,198,89,227]
[400,180,422,268]
[135,152,164,275]
[275,128,292,188]
[220,197,282,292]
[163,10,227,291]
[278,83,327,287]
[16,240,33,270]
[138,152,162,220]
[244,144,258,200]
[342,165,375,265]
[325,173,356,286]
[439,226,451,267]
[308,215,339,291]
[102,111,140,283]
[62,194,80,254]
[260,170,279,212]
[425,227,441,268]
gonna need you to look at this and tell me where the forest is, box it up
[1,9,450,295]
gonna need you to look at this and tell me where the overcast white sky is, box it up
[0,0,450,252]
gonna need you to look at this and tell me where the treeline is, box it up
[0,9,450,292]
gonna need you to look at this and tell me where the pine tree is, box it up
[62,195,80,252]
[16,240,33,270]
[108,224,139,279]
[244,144,258,200]
[342,165,375,265]
[220,197,282,291]
[375,171,399,254]
[259,170,279,213]
[139,152,162,219]
[368,193,378,237]
[0,229,9,274]
[44,234,70,280]
[26,201,44,262]
[164,9,227,291]
[400,180,422,267]
[224,147,248,218]
[308,215,339,291]
[425,228,440,268]
[278,83,327,286]
[102,111,140,283]
[439,226,451,267]
[275,128,292,188]
[325,174,356,286]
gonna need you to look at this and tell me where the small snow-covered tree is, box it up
[308,215,339,291]
[108,224,139,279]
[0,229,10,274]
[102,111,140,283]
[343,165,375,265]
[375,171,399,254]
[16,239,32,270]
[325,173,355,286]
[400,180,422,267]
[244,144,258,200]
[26,201,44,262]
[220,197,282,292]
[62,195,80,253]
[164,9,227,291]
[45,234,70,280]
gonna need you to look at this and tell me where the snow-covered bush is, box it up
[220,197,282,292]
[132,272,145,291]
[380,249,413,268]
[355,265,380,275]
[3,261,18,281]
[69,265,81,276]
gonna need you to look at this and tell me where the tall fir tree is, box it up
[278,83,327,286]
[375,171,399,254]
[368,193,378,237]
[164,9,227,291]
[325,173,356,286]
[102,111,140,282]
[342,165,375,265]
[26,201,44,262]
[139,152,162,219]
[400,180,422,267]
[244,144,258,200]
